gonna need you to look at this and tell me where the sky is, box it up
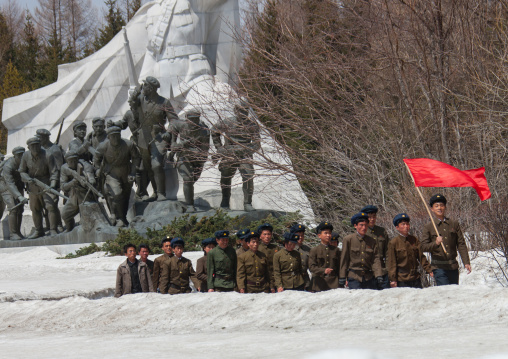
[6,0,108,13]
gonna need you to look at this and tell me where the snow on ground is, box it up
[0,245,507,359]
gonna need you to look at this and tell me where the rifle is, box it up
[67,168,104,199]
[31,178,69,201]
[55,117,65,145]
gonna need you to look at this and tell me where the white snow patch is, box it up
[0,245,507,358]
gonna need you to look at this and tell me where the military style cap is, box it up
[214,230,230,239]
[236,228,250,240]
[106,126,122,135]
[331,232,340,241]
[26,137,41,145]
[351,212,369,226]
[360,205,378,214]
[143,76,160,89]
[283,232,300,243]
[92,117,105,125]
[73,121,87,131]
[393,213,410,227]
[257,223,273,233]
[161,235,172,245]
[65,150,79,160]
[429,194,447,206]
[244,231,260,242]
[170,237,185,248]
[12,146,25,155]
[201,237,217,247]
[290,223,306,233]
[36,128,51,137]
[315,221,333,234]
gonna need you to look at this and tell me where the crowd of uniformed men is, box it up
[114,194,472,297]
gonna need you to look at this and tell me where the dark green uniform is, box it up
[159,256,199,294]
[273,248,305,290]
[237,250,270,293]
[258,242,278,290]
[207,246,237,291]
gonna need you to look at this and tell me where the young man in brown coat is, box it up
[339,213,383,290]
[159,238,199,294]
[273,232,305,291]
[257,223,278,292]
[196,237,217,292]
[421,194,471,285]
[152,236,174,292]
[309,221,341,292]
[237,231,271,293]
[387,213,433,288]
[115,243,154,297]
[361,205,390,289]
[290,223,311,291]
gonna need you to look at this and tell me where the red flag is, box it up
[403,158,491,201]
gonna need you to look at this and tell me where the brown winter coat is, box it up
[387,234,432,282]
[258,242,279,289]
[421,217,470,270]
[339,233,382,282]
[309,243,340,291]
[237,250,271,293]
[196,255,208,291]
[152,253,173,291]
[367,225,390,275]
[114,259,154,297]
[159,256,199,294]
[273,248,305,289]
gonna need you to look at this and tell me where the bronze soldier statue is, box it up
[36,128,65,232]
[19,137,61,238]
[85,117,108,156]
[212,101,261,211]
[0,147,29,240]
[68,121,92,163]
[93,126,140,227]
[110,77,177,201]
[60,151,97,232]
[168,109,210,212]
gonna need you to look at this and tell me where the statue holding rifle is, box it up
[59,150,99,232]
[19,137,64,239]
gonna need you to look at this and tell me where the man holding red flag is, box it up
[421,194,472,286]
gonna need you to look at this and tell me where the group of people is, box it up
[0,76,260,240]
[114,193,472,297]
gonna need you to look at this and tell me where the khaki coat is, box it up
[152,253,173,291]
[159,256,199,294]
[237,250,270,293]
[273,249,305,289]
[114,259,154,297]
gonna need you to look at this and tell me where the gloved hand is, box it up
[376,276,384,289]
[338,278,346,287]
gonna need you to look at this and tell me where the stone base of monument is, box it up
[0,203,118,248]
[0,195,287,248]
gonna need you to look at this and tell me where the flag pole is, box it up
[404,162,448,256]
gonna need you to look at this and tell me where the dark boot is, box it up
[64,218,75,232]
[220,188,231,210]
[153,167,166,201]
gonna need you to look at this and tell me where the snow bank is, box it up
[0,245,507,358]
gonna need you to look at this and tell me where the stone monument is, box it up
[0,0,312,244]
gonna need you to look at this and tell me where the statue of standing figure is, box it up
[110,77,176,202]
[212,101,261,212]
[168,109,210,212]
